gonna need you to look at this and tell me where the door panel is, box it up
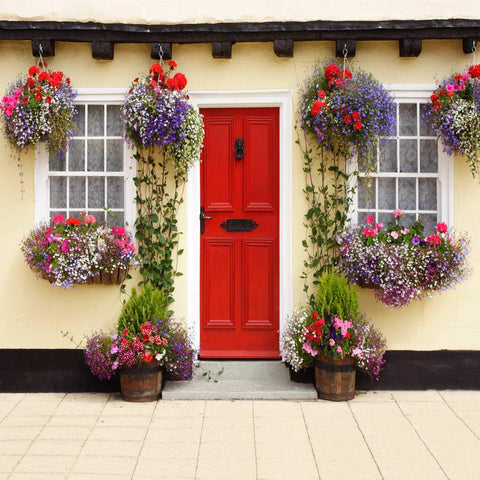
[200,107,279,358]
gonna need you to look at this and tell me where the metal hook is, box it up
[342,43,348,76]
[473,40,477,66]
[158,44,164,61]
[37,43,45,69]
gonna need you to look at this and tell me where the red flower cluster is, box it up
[469,64,480,78]
[304,312,325,343]
[426,233,442,245]
[147,62,188,91]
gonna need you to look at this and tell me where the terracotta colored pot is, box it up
[119,363,163,402]
[315,353,356,401]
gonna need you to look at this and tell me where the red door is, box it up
[200,108,279,358]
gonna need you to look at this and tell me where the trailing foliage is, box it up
[313,270,360,320]
[117,284,168,335]
[122,61,204,303]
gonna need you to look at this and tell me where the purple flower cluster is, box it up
[152,316,197,380]
[84,332,118,381]
[338,218,470,307]
[299,59,396,162]
[122,84,191,148]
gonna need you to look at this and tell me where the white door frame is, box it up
[186,90,293,353]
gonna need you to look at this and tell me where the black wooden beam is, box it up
[399,38,422,57]
[463,38,478,54]
[274,39,294,57]
[151,42,172,60]
[212,41,232,59]
[336,39,356,58]
[92,40,114,60]
[32,39,55,57]
[0,19,480,44]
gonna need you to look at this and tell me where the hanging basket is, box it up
[84,267,129,285]
[315,353,356,401]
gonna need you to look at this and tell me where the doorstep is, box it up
[162,360,318,400]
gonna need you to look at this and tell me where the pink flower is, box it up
[390,231,399,240]
[336,346,343,354]
[351,347,362,357]
[436,222,448,234]
[393,209,403,219]
[366,214,375,224]
[111,226,126,236]
[302,342,318,357]
[61,239,69,254]
[401,229,409,235]
[329,338,335,346]
[84,214,96,224]
[52,214,65,224]
[446,83,456,93]
[374,223,384,230]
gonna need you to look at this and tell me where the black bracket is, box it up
[235,138,245,160]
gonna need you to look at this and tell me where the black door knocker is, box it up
[235,138,245,160]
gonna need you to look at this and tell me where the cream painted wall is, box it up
[0,38,479,350]
[2,0,480,24]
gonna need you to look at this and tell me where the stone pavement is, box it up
[0,391,479,480]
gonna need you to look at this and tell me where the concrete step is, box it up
[162,360,317,400]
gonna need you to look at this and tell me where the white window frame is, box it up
[349,84,454,227]
[34,88,136,233]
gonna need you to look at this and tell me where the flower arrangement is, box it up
[426,64,480,177]
[302,311,387,380]
[299,59,396,162]
[337,211,470,307]
[21,213,135,288]
[0,63,76,154]
[84,321,169,381]
[282,271,387,380]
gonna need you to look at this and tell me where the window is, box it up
[354,88,453,231]
[35,89,136,229]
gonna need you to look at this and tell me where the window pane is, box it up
[399,213,416,227]
[378,212,394,226]
[89,210,106,223]
[420,140,438,173]
[88,177,105,209]
[379,139,397,172]
[358,177,375,210]
[107,105,123,136]
[378,177,395,210]
[399,139,417,173]
[50,177,67,208]
[107,177,124,209]
[399,103,417,136]
[74,104,85,136]
[107,139,124,172]
[399,178,416,210]
[87,139,104,172]
[49,150,66,171]
[68,140,85,171]
[69,176,86,208]
[419,178,437,210]
[420,213,437,233]
[88,105,104,136]
[107,211,125,227]
[68,211,83,220]
[420,103,434,136]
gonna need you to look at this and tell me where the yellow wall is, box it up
[1,39,479,350]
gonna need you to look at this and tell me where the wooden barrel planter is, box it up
[119,363,163,402]
[315,354,356,401]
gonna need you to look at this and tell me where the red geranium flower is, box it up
[28,65,40,77]
[317,89,326,99]
[426,233,442,245]
[38,71,49,82]
[168,60,177,68]
[149,63,163,74]
[436,222,448,233]
[325,63,340,80]
[66,218,81,226]
[468,64,480,78]
[173,73,187,90]
[354,121,363,130]
[352,111,360,121]
[344,114,352,125]
[45,96,52,103]
[311,100,322,116]
[35,93,42,101]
